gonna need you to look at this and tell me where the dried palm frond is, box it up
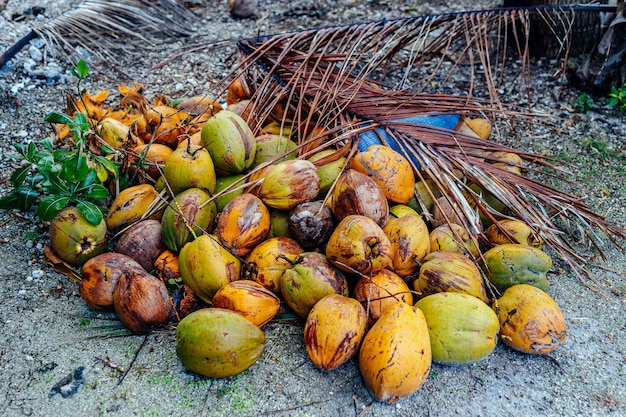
[0,0,194,68]
[214,4,623,286]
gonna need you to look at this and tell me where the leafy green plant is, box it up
[167,276,184,288]
[607,83,626,111]
[582,137,614,160]
[23,230,42,240]
[0,60,119,225]
[574,92,593,113]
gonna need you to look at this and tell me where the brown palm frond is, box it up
[218,4,624,283]
[0,0,194,68]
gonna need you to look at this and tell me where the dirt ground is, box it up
[1,1,625,417]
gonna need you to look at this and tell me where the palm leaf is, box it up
[1,0,194,68]
[217,4,623,285]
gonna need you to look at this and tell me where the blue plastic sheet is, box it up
[357,114,460,168]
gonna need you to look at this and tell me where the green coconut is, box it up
[415,292,499,365]
[176,308,266,378]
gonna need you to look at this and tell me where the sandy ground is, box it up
[1,1,625,416]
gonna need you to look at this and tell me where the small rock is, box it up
[43,63,62,81]
[49,366,87,398]
[31,269,44,279]
[30,38,46,49]
[23,58,37,74]
[37,362,58,373]
[229,0,257,18]
[10,81,24,94]
[29,45,43,62]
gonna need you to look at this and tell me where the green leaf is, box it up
[26,141,37,160]
[53,148,70,161]
[37,155,59,176]
[82,184,109,200]
[0,192,27,210]
[74,112,90,132]
[81,168,98,184]
[44,111,74,126]
[0,186,39,212]
[18,186,40,199]
[40,138,54,152]
[76,170,98,194]
[25,174,44,188]
[16,186,40,210]
[36,195,70,221]
[31,147,51,164]
[63,151,90,182]
[76,201,103,225]
[94,155,119,179]
[168,96,187,107]
[43,172,69,195]
[69,125,83,142]
[72,60,90,79]
[10,166,30,188]
[118,174,131,191]
[100,144,115,155]
[14,143,25,155]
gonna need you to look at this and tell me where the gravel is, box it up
[1,1,625,417]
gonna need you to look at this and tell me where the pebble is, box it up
[11,81,25,94]
[31,269,44,279]
[29,45,43,62]
[25,240,34,249]
[30,38,45,49]
[42,63,63,81]
[23,58,37,74]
